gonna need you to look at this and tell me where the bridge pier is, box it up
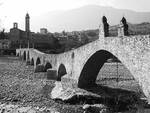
[26,59,31,65]
[47,69,57,80]
[34,64,45,73]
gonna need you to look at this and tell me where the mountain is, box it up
[31,5,150,33]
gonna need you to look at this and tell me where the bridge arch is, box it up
[31,58,34,66]
[44,62,52,72]
[78,50,118,88]
[57,64,67,81]
[23,51,26,60]
[36,57,41,65]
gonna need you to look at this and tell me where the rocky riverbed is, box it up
[0,56,149,113]
[0,57,85,113]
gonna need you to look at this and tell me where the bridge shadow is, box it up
[79,84,143,112]
[84,83,140,99]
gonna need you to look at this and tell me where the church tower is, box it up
[25,13,30,32]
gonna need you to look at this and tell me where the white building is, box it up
[40,28,48,34]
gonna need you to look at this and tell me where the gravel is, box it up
[0,56,84,113]
[0,56,146,113]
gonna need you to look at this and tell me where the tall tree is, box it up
[0,29,5,39]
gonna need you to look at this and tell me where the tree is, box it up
[51,35,62,53]
[62,30,67,36]
[80,32,89,45]
[87,31,97,37]
[0,29,5,39]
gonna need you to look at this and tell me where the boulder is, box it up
[83,104,110,113]
[51,81,63,99]
[51,81,77,101]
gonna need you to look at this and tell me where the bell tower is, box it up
[25,13,30,32]
[25,13,30,48]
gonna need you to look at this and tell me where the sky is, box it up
[0,0,150,32]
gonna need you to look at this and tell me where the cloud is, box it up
[0,2,3,6]
[0,0,4,6]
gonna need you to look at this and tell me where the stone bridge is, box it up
[16,17,150,101]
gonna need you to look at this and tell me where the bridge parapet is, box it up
[105,35,150,49]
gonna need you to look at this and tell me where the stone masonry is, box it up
[16,16,150,102]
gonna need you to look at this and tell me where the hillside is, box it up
[83,22,150,38]
[32,5,150,32]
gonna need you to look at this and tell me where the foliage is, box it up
[0,29,5,39]
[86,31,97,37]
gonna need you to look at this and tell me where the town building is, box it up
[9,13,31,48]
[0,39,10,49]
[9,13,56,49]
[40,28,48,34]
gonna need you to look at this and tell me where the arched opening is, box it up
[36,57,41,65]
[78,50,113,88]
[78,50,143,111]
[23,51,26,61]
[31,58,34,66]
[27,51,30,60]
[78,49,142,93]
[57,64,67,81]
[44,62,52,72]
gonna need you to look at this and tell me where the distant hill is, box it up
[32,5,150,32]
